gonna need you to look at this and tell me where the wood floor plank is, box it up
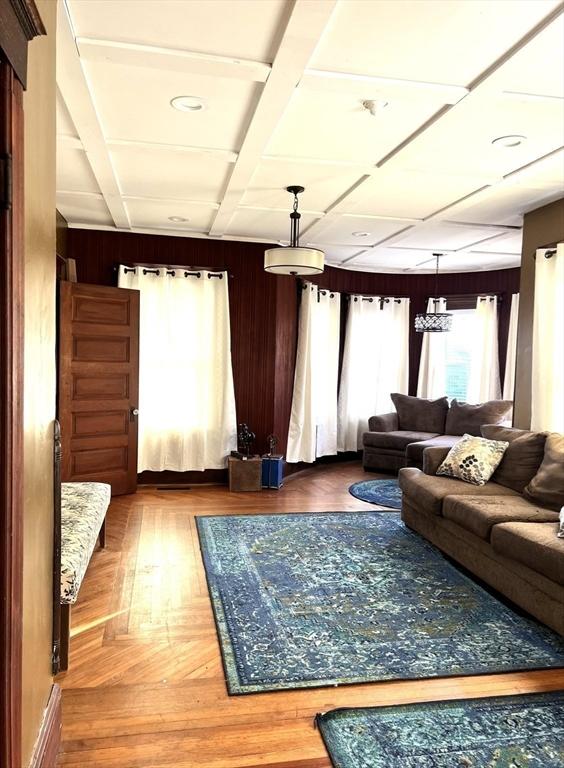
[56,462,564,766]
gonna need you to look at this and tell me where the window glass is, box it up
[445,309,476,401]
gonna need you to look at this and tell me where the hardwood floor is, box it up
[57,462,564,767]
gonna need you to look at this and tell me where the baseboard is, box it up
[29,683,61,768]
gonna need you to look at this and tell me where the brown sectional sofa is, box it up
[399,429,564,635]
[363,394,513,472]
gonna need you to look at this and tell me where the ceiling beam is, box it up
[57,2,131,229]
[77,37,271,82]
[208,0,339,238]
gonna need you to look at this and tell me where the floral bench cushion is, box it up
[61,482,111,604]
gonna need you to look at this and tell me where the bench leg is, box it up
[60,603,71,672]
[98,518,106,549]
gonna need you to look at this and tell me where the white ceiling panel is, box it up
[242,159,364,212]
[57,146,100,194]
[392,93,564,178]
[310,0,560,86]
[342,169,492,219]
[265,87,440,163]
[124,198,216,233]
[57,194,113,227]
[308,243,368,263]
[226,208,320,242]
[82,58,261,152]
[351,247,520,273]
[110,145,231,203]
[467,230,523,255]
[67,0,290,63]
[312,215,412,247]
[450,182,564,227]
[392,222,507,250]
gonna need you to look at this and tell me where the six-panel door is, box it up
[58,282,140,495]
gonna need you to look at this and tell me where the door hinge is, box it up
[52,642,61,676]
[0,154,12,210]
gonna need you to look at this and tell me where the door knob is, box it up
[130,407,139,421]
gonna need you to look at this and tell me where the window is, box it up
[445,309,476,401]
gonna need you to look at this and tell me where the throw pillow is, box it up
[445,399,513,437]
[390,393,449,433]
[481,424,547,493]
[524,433,564,511]
[437,434,509,486]
[559,507,564,539]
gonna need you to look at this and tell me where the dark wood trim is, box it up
[0,60,24,768]
[0,0,45,87]
[59,604,70,673]
[29,684,62,768]
[52,421,62,676]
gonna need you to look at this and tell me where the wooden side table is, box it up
[228,456,262,492]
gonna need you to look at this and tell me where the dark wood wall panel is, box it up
[67,228,520,482]
[67,228,280,457]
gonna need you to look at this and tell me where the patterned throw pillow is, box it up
[437,434,509,486]
[559,507,564,539]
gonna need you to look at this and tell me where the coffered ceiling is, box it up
[56,0,564,273]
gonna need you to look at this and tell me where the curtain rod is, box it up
[114,262,234,278]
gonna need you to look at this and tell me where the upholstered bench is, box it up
[60,481,111,671]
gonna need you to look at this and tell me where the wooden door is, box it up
[58,282,140,495]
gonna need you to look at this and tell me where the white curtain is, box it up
[287,283,341,463]
[118,266,237,471]
[338,297,410,451]
[531,243,564,432]
[417,297,448,398]
[467,296,501,403]
[503,293,519,401]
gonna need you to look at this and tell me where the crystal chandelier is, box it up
[414,253,453,332]
[264,186,324,275]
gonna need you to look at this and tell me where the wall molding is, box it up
[29,684,61,768]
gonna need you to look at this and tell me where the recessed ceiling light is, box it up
[352,231,371,237]
[491,134,526,148]
[168,216,189,223]
[170,95,205,112]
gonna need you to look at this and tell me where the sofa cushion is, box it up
[406,435,461,466]
[442,495,559,541]
[390,393,448,433]
[436,434,509,486]
[445,399,513,437]
[481,425,547,493]
[363,430,439,450]
[524,433,564,511]
[398,466,519,516]
[491,521,564,586]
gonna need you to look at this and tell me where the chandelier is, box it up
[264,186,324,275]
[414,253,453,332]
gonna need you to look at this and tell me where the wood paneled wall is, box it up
[67,228,520,480]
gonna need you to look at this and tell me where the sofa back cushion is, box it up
[391,393,448,433]
[524,433,564,511]
[445,399,513,437]
[481,425,547,493]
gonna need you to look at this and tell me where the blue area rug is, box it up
[317,692,564,767]
[348,478,401,508]
[196,512,564,694]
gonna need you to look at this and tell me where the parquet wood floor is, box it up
[56,462,564,767]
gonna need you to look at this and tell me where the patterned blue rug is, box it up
[317,692,564,767]
[348,478,401,508]
[196,512,564,694]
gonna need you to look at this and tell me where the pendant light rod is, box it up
[287,185,304,248]
[433,252,443,313]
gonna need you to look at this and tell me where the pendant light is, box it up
[264,186,324,275]
[414,253,453,332]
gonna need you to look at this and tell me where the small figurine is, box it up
[266,434,278,457]
[238,423,256,457]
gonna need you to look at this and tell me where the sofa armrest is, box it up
[422,446,452,476]
[368,412,398,432]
